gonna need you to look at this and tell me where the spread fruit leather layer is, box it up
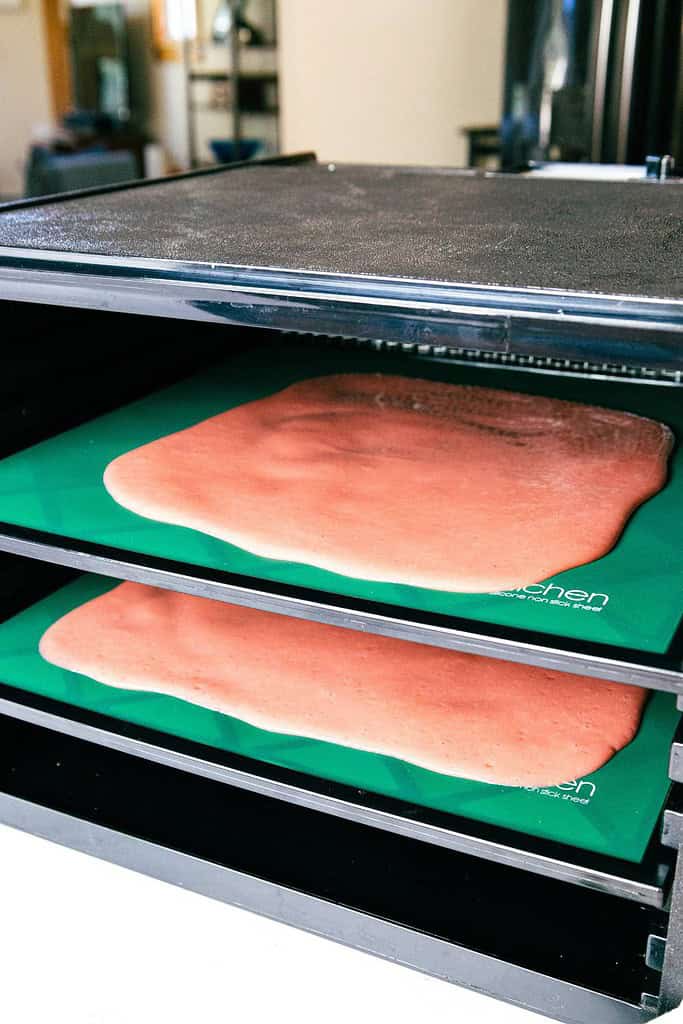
[0,342,679,653]
[40,580,649,789]
[102,374,671,594]
[0,573,679,863]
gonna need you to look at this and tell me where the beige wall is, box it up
[278,0,506,167]
[0,0,53,196]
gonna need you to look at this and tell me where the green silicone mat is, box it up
[0,342,680,653]
[0,573,679,862]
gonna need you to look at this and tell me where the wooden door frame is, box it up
[41,0,72,120]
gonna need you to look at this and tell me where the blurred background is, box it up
[0,0,680,201]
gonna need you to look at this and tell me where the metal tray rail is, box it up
[0,678,674,907]
[0,246,681,370]
[0,523,680,694]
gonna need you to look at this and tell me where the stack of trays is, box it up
[0,340,680,879]
[1,162,682,1024]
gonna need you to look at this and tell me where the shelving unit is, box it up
[185,1,279,167]
[0,158,681,1022]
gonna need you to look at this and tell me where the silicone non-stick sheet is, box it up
[0,574,678,862]
[0,343,680,653]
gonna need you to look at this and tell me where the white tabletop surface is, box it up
[0,823,680,1024]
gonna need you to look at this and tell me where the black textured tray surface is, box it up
[1,163,681,299]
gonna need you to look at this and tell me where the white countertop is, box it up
[0,822,545,1024]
